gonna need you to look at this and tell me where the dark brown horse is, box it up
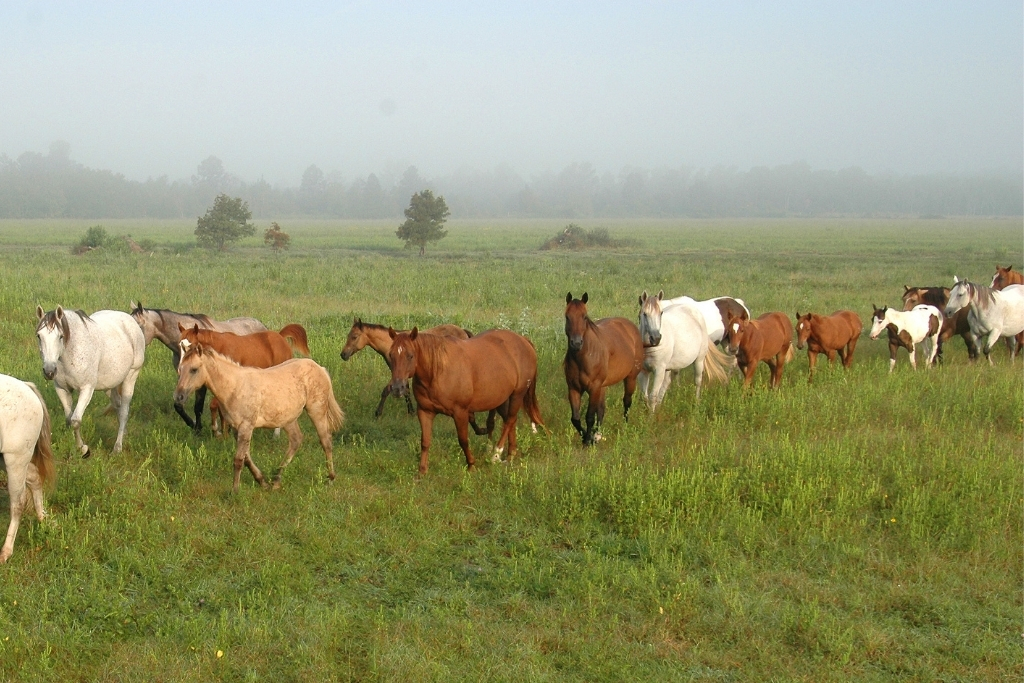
[387,328,543,475]
[340,319,472,417]
[901,286,978,361]
[794,310,862,382]
[563,292,644,445]
[179,323,310,434]
[725,311,794,389]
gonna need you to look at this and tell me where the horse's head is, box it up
[868,305,890,340]
[992,265,1014,290]
[901,286,923,311]
[174,343,209,404]
[129,301,160,344]
[945,279,971,317]
[564,292,590,352]
[177,323,202,357]
[387,327,418,396]
[35,305,70,380]
[340,318,367,361]
[638,290,665,347]
[794,312,813,350]
[724,313,747,355]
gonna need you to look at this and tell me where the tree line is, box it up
[1,144,1020,219]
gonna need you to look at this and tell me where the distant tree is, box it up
[192,156,227,189]
[195,194,254,250]
[396,190,450,255]
[300,165,326,196]
[263,222,291,251]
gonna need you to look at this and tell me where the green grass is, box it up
[0,218,1020,681]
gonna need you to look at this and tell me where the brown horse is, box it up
[992,265,1024,291]
[901,286,978,361]
[174,345,343,491]
[794,310,862,382]
[563,292,644,445]
[725,312,794,389]
[387,328,543,475]
[179,323,311,435]
[340,319,471,417]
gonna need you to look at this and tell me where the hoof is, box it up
[81,447,91,459]
[271,480,282,491]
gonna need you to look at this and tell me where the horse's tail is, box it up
[25,383,55,488]
[784,342,795,364]
[280,324,311,357]
[320,368,345,433]
[463,328,474,338]
[523,374,547,432]
[702,342,731,386]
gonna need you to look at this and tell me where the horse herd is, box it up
[0,265,1021,563]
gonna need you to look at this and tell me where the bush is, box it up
[264,222,291,251]
[540,224,635,250]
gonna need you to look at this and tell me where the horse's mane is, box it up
[142,307,214,327]
[36,308,91,343]
[409,332,452,375]
[957,280,996,312]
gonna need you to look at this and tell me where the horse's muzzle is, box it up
[645,333,662,347]
[42,364,56,381]
[389,379,409,397]
[568,336,583,352]
[796,340,805,350]
[340,349,352,361]
[173,389,190,405]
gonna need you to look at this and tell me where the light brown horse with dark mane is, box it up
[179,322,311,435]
[901,286,978,361]
[563,292,644,445]
[725,311,794,389]
[340,319,472,417]
[992,265,1024,291]
[794,310,862,382]
[387,328,543,475]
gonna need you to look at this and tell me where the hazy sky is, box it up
[1,1,1021,184]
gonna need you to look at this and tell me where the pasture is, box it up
[0,218,1020,681]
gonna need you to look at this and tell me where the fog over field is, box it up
[1,2,1021,187]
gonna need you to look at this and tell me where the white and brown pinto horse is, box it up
[662,294,750,345]
[868,304,942,372]
[901,286,978,361]
[174,345,344,491]
[945,278,1024,364]
[0,375,55,563]
[637,291,730,409]
[36,306,145,457]
[130,302,267,434]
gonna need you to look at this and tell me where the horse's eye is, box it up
[190,368,198,375]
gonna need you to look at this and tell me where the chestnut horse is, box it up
[340,319,472,417]
[794,310,862,382]
[901,286,978,361]
[725,312,794,389]
[387,328,543,474]
[563,292,644,445]
[179,322,310,435]
[174,345,344,491]
[992,265,1024,291]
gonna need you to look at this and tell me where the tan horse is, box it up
[564,292,644,445]
[174,345,344,491]
[794,310,862,382]
[725,312,794,389]
[387,328,543,475]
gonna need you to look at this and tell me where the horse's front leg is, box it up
[568,387,585,439]
[233,426,265,491]
[191,386,207,436]
[68,384,96,458]
[807,349,819,383]
[585,386,608,445]
[983,329,1000,365]
[645,367,668,411]
[416,409,436,475]
[272,421,304,490]
[111,369,141,454]
[374,384,390,418]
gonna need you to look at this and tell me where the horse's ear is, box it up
[178,322,186,333]
[191,324,199,334]
[410,327,418,340]
[795,311,800,319]
[388,327,397,339]
[903,285,910,293]
[581,292,588,304]
[36,305,44,321]
[130,300,138,310]
[55,306,64,320]
[354,317,362,327]
[195,343,204,356]
[566,292,573,304]
[640,290,648,305]
[657,290,664,300]
[953,275,959,283]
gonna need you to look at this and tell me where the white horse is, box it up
[36,306,146,457]
[868,304,943,372]
[637,291,731,410]
[661,294,750,345]
[945,278,1024,364]
[0,374,56,562]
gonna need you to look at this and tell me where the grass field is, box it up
[0,218,1020,681]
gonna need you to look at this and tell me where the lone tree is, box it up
[195,194,254,250]
[263,222,291,251]
[396,189,450,255]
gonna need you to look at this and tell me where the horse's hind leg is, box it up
[492,397,521,463]
[272,421,304,490]
[310,413,337,483]
[0,453,29,563]
[112,369,141,454]
[622,373,638,421]
[470,410,496,437]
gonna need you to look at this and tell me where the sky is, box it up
[1,1,1021,185]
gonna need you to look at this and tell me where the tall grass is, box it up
[0,218,1019,681]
